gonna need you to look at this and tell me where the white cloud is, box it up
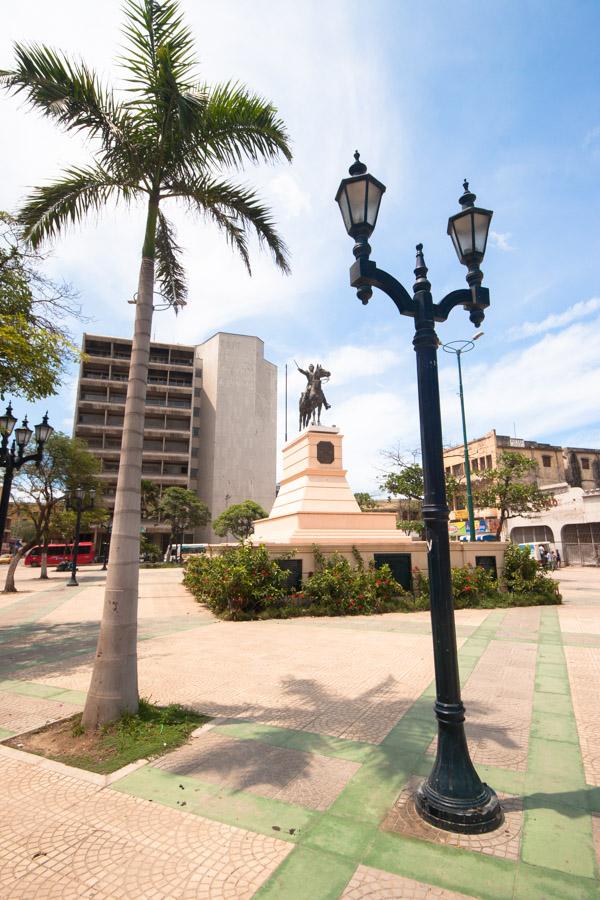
[440,317,600,447]
[323,345,402,386]
[490,231,514,252]
[269,174,311,219]
[508,297,600,340]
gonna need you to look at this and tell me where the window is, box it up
[471,458,479,472]
[479,456,486,470]
[78,413,104,425]
[109,392,126,404]
[581,458,590,470]
[144,416,165,430]
[542,455,552,468]
[486,455,493,470]
[106,414,124,426]
[445,467,451,476]
[452,463,463,477]
[164,440,189,454]
[143,439,163,451]
[166,418,190,431]
[163,463,188,475]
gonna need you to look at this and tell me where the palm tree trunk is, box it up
[82,221,156,728]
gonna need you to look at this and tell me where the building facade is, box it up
[74,331,277,548]
[443,430,600,563]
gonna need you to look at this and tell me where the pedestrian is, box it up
[555,548,561,569]
[550,549,557,571]
[538,545,547,568]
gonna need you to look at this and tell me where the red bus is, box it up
[24,543,96,567]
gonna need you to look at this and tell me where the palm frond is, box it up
[18,166,140,248]
[199,81,292,167]
[121,0,195,99]
[155,210,187,309]
[1,43,122,143]
[168,176,290,275]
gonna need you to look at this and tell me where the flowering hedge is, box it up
[183,544,561,621]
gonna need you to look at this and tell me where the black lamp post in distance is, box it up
[335,154,501,834]
[0,405,53,547]
[101,520,112,571]
[65,487,95,587]
[442,334,484,543]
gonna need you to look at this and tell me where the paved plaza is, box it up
[0,564,598,898]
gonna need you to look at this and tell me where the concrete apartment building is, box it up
[443,430,600,564]
[74,331,277,547]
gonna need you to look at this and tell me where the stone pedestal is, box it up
[252,426,404,544]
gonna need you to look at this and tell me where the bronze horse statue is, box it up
[296,361,331,429]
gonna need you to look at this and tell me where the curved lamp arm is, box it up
[350,257,416,317]
[434,286,490,326]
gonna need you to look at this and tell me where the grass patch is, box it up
[5,699,209,774]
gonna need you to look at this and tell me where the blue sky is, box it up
[2,0,600,492]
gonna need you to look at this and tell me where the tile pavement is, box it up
[0,564,599,898]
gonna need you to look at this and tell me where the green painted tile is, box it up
[327,755,419,824]
[533,692,573,717]
[528,737,585,788]
[535,674,570,695]
[530,710,579,745]
[300,815,376,860]
[0,682,87,703]
[113,766,317,841]
[365,831,516,900]
[51,688,87,705]
[214,722,373,763]
[537,662,567,678]
[254,846,356,900]
[521,805,596,878]
[514,863,598,899]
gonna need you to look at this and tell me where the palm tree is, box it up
[1,0,291,728]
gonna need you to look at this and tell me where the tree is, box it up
[2,0,291,727]
[476,452,554,539]
[2,517,36,594]
[158,486,210,555]
[213,500,268,542]
[354,492,377,511]
[141,479,160,521]
[5,434,101,590]
[379,456,460,517]
[0,212,80,400]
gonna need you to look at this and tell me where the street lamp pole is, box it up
[336,156,501,834]
[442,336,483,542]
[101,521,112,571]
[0,406,54,546]
[66,487,95,587]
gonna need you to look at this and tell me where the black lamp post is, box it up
[101,520,113,571]
[0,405,53,548]
[336,154,501,834]
[442,334,484,543]
[65,487,95,586]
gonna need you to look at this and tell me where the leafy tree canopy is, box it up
[141,479,161,521]
[354,492,377,511]
[475,452,554,538]
[0,212,80,400]
[158,486,210,538]
[213,500,268,542]
[12,433,103,548]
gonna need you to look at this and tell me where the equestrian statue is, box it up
[295,360,332,429]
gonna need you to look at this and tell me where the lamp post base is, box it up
[66,579,79,587]
[415,779,503,834]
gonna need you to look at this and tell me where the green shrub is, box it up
[502,543,562,605]
[299,553,407,616]
[183,544,289,620]
[451,564,502,608]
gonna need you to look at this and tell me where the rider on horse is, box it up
[296,362,331,411]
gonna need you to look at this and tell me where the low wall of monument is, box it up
[204,539,508,588]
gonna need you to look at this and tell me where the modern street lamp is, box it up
[0,405,54,548]
[442,333,484,543]
[335,154,501,834]
[65,487,96,587]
